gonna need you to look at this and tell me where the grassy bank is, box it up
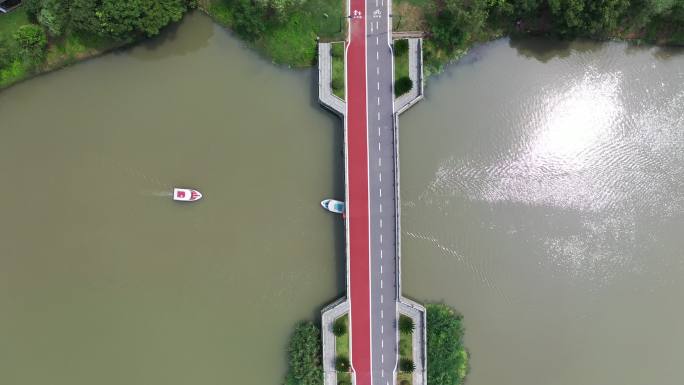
[201,0,345,67]
[330,41,345,99]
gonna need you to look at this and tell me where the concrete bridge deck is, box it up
[318,3,426,385]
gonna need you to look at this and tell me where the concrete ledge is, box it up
[318,43,346,117]
[322,298,349,385]
[399,298,427,385]
[395,38,424,115]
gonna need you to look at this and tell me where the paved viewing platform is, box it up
[395,38,424,114]
[318,3,426,385]
[318,42,346,116]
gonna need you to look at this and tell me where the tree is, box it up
[427,0,490,52]
[38,0,69,37]
[399,315,415,335]
[548,0,631,36]
[228,0,268,41]
[284,321,323,385]
[399,358,415,373]
[332,316,347,337]
[335,355,350,372]
[13,25,48,67]
[426,304,468,385]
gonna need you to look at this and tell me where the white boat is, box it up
[173,188,202,202]
[321,199,345,214]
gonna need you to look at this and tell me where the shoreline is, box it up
[1,8,681,92]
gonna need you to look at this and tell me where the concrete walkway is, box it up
[399,298,427,385]
[321,298,349,385]
[395,38,424,115]
[318,43,346,116]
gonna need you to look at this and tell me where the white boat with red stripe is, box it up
[173,188,202,202]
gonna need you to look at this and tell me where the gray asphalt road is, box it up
[365,1,398,384]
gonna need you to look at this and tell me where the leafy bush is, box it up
[332,316,347,337]
[394,76,412,97]
[426,304,468,385]
[335,355,350,372]
[399,315,415,335]
[284,321,323,385]
[13,24,47,66]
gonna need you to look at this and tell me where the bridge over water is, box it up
[318,1,426,384]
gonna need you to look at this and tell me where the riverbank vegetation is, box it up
[426,303,468,385]
[285,321,324,385]
[394,0,684,74]
[201,0,345,66]
[330,41,345,99]
[0,0,197,88]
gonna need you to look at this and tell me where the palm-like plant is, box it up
[399,358,415,373]
[399,315,415,335]
[332,316,347,337]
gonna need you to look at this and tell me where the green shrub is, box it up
[13,24,47,67]
[332,316,347,337]
[394,39,408,56]
[426,304,469,385]
[399,315,415,335]
[335,355,350,372]
[284,321,323,385]
[394,76,413,97]
[400,358,415,373]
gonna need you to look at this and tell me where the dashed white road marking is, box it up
[379,188,382,197]
[377,81,380,90]
[376,67,379,75]
[381,369,384,378]
[378,126,380,136]
[379,157,382,166]
[380,218,383,228]
[380,234,383,244]
[370,23,374,33]
[380,203,383,212]
[381,339,384,348]
[378,142,381,151]
[376,21,379,29]
[381,309,383,318]
[377,111,380,120]
[380,249,383,258]
[381,355,384,363]
[381,325,384,333]
[376,36,379,45]
[380,293,384,302]
[376,51,379,60]
[380,279,383,288]
[379,172,382,182]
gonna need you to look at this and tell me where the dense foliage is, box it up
[284,321,323,385]
[426,304,468,385]
[394,76,413,97]
[24,0,195,39]
[12,24,47,66]
[421,0,684,71]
